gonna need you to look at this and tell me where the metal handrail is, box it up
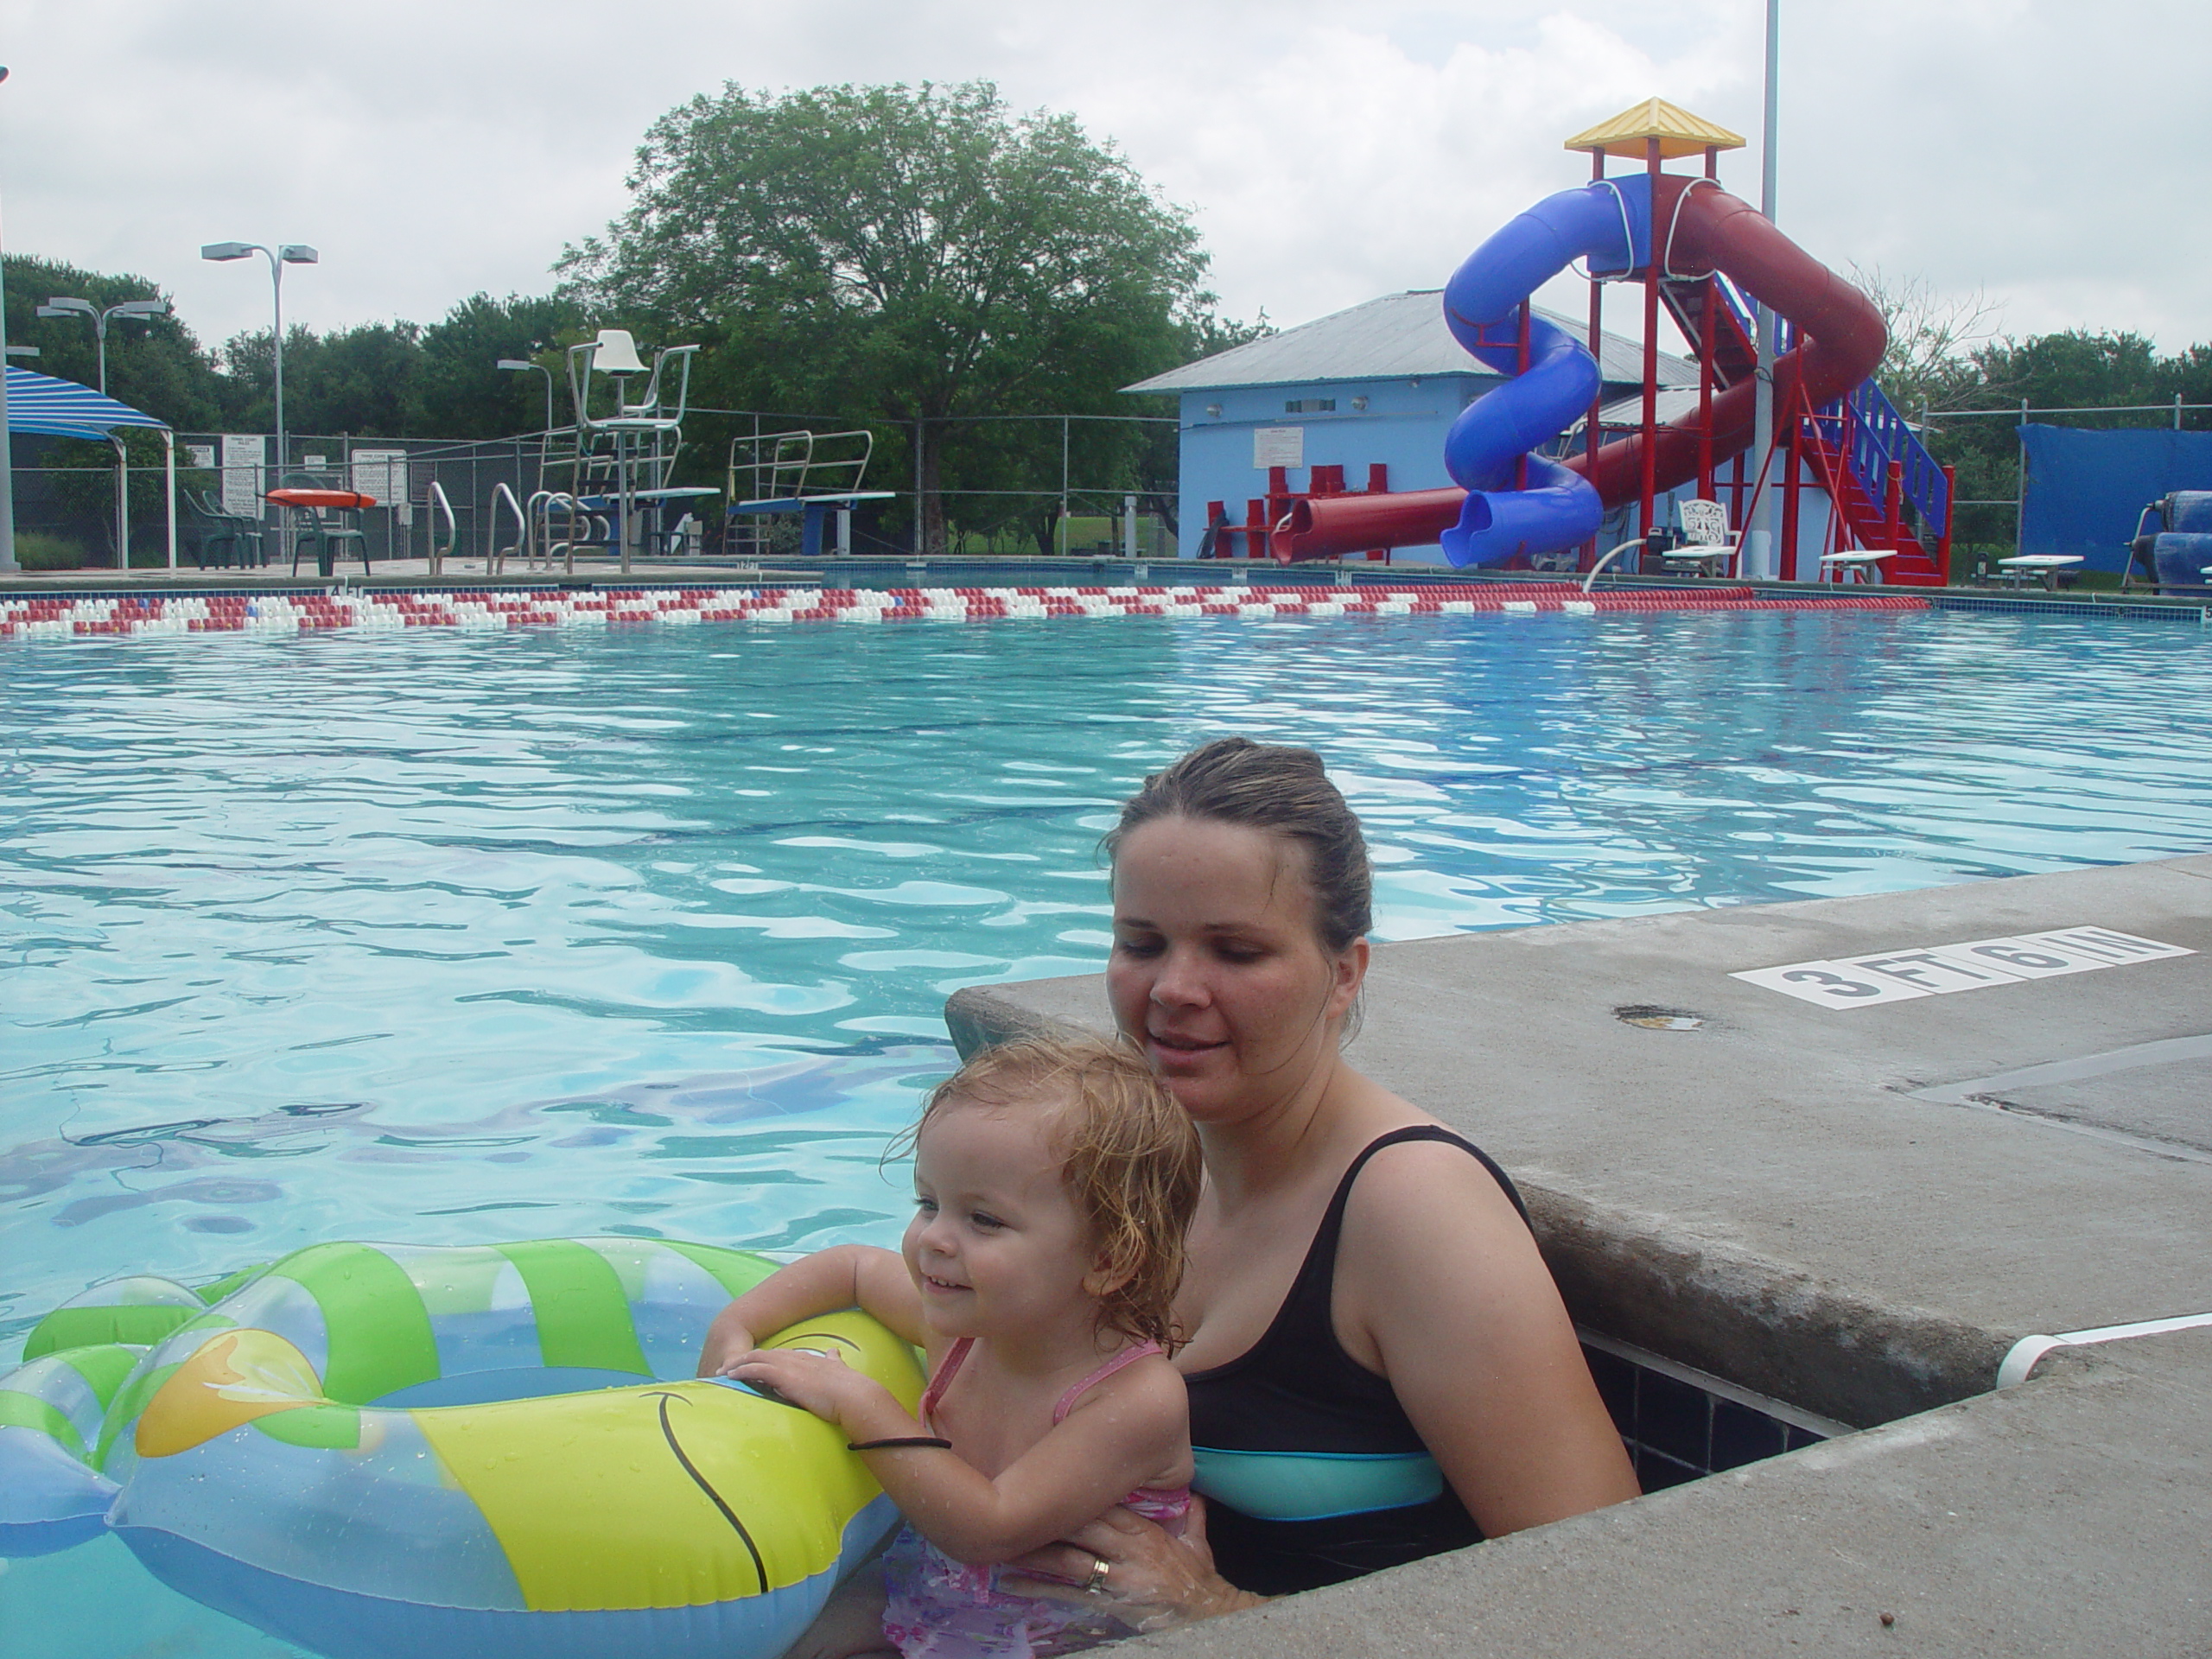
[426,480,459,578]
[487,481,525,577]
[1580,538,1655,594]
[528,490,594,577]
[726,428,874,504]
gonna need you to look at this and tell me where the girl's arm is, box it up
[729,1346,1189,1567]
[696,1244,924,1376]
[1338,1139,1641,1533]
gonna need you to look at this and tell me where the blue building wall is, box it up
[1175,378,1756,568]
[1174,376,1487,564]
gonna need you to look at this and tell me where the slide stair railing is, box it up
[1664,292,1954,585]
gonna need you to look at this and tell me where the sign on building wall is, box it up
[1253,426,1304,469]
[220,435,266,515]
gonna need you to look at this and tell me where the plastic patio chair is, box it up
[181,491,261,569]
[1658,499,1740,577]
[284,499,372,578]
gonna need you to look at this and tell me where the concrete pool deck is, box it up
[944,856,2212,1655]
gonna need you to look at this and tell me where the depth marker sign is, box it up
[1731,926,2194,1010]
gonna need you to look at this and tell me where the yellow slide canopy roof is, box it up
[1565,99,1747,160]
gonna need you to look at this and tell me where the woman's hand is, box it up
[998,1496,1264,1631]
[696,1306,757,1377]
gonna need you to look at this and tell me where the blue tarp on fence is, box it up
[2018,424,2212,572]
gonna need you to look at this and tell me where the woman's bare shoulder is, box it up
[1329,1077,1538,1282]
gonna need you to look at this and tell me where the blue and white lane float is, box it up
[0,1238,925,1659]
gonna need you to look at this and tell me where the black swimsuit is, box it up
[1184,1125,1529,1596]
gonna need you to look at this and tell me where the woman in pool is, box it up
[1005,736,1638,1621]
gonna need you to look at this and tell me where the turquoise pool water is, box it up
[4,607,2211,1653]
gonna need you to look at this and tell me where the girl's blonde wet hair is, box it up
[907,1034,1202,1349]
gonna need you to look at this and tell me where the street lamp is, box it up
[1747,0,1782,580]
[201,240,317,490]
[497,359,556,435]
[35,296,170,396]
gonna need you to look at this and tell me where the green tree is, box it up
[5,254,226,429]
[562,79,1234,552]
[418,291,588,438]
[1927,329,2197,561]
[219,320,427,443]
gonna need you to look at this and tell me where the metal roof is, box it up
[4,366,170,442]
[1125,289,1696,396]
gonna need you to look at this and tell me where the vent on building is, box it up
[1284,398,1336,414]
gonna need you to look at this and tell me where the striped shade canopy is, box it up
[4,365,170,442]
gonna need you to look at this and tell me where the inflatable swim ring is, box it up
[0,1237,924,1659]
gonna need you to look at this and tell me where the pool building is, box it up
[1127,289,1703,565]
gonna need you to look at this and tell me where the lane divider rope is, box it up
[0,583,1930,642]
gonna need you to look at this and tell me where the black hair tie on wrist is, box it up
[845,1435,953,1452]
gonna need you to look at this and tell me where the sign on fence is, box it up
[220,435,265,514]
[349,448,407,507]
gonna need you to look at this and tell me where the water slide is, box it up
[1274,175,1885,565]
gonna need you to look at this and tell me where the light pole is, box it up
[0,64,16,575]
[496,359,556,435]
[35,296,170,396]
[1747,0,1782,579]
[201,241,317,490]
[40,299,170,566]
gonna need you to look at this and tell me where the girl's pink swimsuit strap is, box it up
[884,1338,1191,1659]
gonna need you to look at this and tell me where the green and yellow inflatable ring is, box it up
[0,1238,923,1659]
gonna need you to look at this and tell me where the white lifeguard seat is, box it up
[588,328,646,375]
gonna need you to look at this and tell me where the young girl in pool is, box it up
[699,1034,1203,1659]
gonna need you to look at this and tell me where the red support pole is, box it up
[1698,143,1719,508]
[1885,459,1904,550]
[1638,137,1662,540]
[1585,145,1606,567]
[1781,389,1802,582]
[1514,302,1532,494]
[1697,278,1715,503]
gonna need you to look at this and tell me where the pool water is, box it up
[4,608,2211,1654]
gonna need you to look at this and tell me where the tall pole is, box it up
[1584,144,1605,568]
[1638,136,1662,540]
[1749,0,1781,579]
[270,251,287,490]
[0,65,16,575]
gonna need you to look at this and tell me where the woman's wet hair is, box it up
[1104,737,1372,952]
[903,1034,1204,1349]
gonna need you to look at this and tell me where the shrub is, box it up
[14,532,87,571]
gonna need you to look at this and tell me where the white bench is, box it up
[1819,549,1892,585]
[1995,554,2084,591]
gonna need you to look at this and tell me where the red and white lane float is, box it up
[0,584,1928,643]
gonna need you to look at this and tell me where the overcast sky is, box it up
[3,0,2206,373]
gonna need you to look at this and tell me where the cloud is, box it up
[3,0,2208,362]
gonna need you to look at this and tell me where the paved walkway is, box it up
[946,856,2212,1655]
